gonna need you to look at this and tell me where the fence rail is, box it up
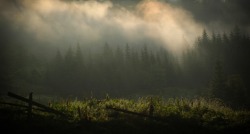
[0,92,69,121]
[106,106,165,122]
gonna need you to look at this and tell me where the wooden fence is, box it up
[1,92,161,122]
[0,92,69,121]
[105,106,167,122]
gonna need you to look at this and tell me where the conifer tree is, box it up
[210,60,227,99]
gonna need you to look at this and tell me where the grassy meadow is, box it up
[1,96,249,134]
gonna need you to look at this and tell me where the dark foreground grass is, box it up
[1,97,250,134]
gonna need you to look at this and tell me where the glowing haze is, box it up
[0,0,203,54]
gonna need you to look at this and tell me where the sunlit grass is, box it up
[49,96,250,129]
[1,96,249,134]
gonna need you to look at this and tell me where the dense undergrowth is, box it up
[1,97,250,134]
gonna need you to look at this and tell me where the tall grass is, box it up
[50,96,250,128]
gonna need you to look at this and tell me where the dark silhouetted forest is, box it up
[2,26,250,108]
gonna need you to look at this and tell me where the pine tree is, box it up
[65,46,74,67]
[76,43,83,65]
[55,49,63,67]
[230,26,241,42]
[222,32,229,44]
[226,75,247,107]
[141,44,149,66]
[202,29,209,44]
[125,43,131,65]
[210,60,227,100]
[115,46,124,66]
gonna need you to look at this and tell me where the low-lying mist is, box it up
[0,0,204,54]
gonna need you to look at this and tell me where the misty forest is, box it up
[1,0,250,134]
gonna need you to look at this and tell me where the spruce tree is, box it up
[210,60,227,100]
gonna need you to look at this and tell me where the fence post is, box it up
[149,97,154,116]
[27,92,33,121]
[77,106,82,119]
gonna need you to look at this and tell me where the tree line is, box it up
[182,26,250,107]
[45,43,179,95]
[2,26,250,108]
[46,26,250,107]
